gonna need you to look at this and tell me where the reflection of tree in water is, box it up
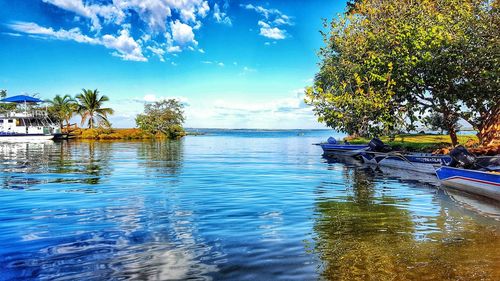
[43,140,112,185]
[313,167,500,280]
[77,141,113,184]
[137,140,183,176]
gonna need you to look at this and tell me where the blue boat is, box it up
[436,166,500,201]
[319,137,369,157]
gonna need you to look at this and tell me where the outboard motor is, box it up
[368,138,392,152]
[327,137,337,144]
[449,145,476,169]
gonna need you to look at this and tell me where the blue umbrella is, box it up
[1,95,44,103]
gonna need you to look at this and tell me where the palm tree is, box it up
[76,89,114,128]
[46,94,77,129]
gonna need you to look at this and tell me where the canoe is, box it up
[360,151,451,174]
[435,166,500,201]
[320,143,369,157]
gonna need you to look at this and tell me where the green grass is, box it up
[347,134,478,152]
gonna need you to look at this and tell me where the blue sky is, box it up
[0,0,347,128]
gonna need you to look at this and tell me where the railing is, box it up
[1,110,48,118]
[62,123,78,133]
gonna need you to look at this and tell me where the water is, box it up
[0,130,499,281]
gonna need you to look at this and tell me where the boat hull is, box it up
[436,166,500,201]
[0,134,54,141]
[320,144,369,157]
[361,152,450,174]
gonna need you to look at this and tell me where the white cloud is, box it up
[8,21,99,44]
[241,3,292,40]
[42,0,125,31]
[182,91,321,129]
[167,45,182,53]
[140,94,189,105]
[242,66,256,73]
[170,20,197,45]
[201,60,225,66]
[213,3,232,25]
[101,29,147,61]
[258,21,286,40]
[9,21,146,62]
[198,1,210,17]
[147,45,166,61]
[31,0,221,61]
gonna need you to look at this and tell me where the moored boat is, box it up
[436,166,500,201]
[359,138,452,174]
[319,137,369,157]
[0,95,60,141]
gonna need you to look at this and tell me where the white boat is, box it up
[360,151,448,174]
[0,95,60,141]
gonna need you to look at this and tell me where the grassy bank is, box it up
[346,134,479,153]
[70,128,153,140]
[70,128,190,140]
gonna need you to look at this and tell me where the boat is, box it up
[319,137,369,157]
[0,95,60,141]
[359,138,500,174]
[436,166,500,201]
[361,151,451,174]
[358,138,451,174]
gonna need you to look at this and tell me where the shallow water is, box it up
[0,130,499,280]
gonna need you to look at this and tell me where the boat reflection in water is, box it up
[314,157,500,280]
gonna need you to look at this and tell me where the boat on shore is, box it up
[0,95,60,141]
[436,166,500,201]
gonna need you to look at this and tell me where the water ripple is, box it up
[0,133,499,280]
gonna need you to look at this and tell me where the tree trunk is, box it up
[449,127,458,147]
[477,104,500,146]
[441,105,459,147]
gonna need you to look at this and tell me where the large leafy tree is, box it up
[135,99,185,139]
[76,89,114,128]
[307,0,499,146]
[46,94,77,128]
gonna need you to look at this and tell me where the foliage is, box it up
[72,128,153,140]
[0,89,16,113]
[306,0,499,146]
[46,94,77,128]
[347,134,478,152]
[423,112,461,135]
[135,99,186,139]
[76,89,114,129]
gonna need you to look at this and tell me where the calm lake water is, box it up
[0,130,499,280]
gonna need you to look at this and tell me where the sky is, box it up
[0,0,348,129]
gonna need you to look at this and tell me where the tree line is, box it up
[306,0,499,146]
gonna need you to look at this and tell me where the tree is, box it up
[75,89,114,128]
[423,112,461,135]
[0,89,16,113]
[307,0,499,146]
[135,99,185,139]
[46,94,77,128]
